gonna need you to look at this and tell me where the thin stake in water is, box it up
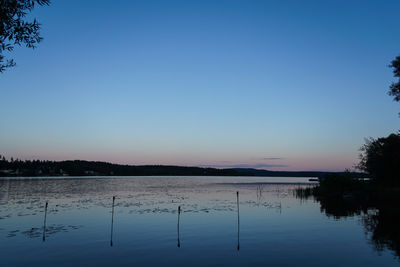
[110,196,115,247]
[177,205,181,248]
[237,191,240,251]
[42,201,48,242]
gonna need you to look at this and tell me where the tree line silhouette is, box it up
[357,56,400,185]
[0,157,240,177]
[0,155,365,178]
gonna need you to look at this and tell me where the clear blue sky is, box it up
[1,0,399,171]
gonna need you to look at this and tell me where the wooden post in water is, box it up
[177,205,181,248]
[237,191,240,251]
[110,196,115,247]
[42,201,48,242]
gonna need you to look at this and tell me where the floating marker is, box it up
[110,196,115,247]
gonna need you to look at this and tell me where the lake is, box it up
[0,176,399,266]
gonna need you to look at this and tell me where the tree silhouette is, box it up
[358,132,400,185]
[389,56,400,103]
[0,0,50,73]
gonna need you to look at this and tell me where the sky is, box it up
[1,0,399,171]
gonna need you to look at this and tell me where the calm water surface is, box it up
[0,176,398,266]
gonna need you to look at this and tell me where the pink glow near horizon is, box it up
[1,149,359,172]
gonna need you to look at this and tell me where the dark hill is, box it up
[0,158,366,178]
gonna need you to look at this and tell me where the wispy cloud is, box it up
[249,157,285,161]
[198,163,289,169]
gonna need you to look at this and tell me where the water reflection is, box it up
[296,189,400,260]
[1,177,399,266]
[363,207,400,257]
[8,224,83,239]
[0,178,292,217]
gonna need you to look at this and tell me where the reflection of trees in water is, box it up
[363,207,400,257]
[317,196,370,219]
[296,191,400,260]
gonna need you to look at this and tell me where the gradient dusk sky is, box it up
[1,0,399,171]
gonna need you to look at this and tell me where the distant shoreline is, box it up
[0,159,366,179]
[0,175,318,179]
